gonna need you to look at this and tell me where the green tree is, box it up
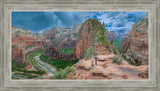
[111,39,113,45]
[102,22,107,27]
[96,25,108,46]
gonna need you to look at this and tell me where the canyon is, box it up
[12,16,148,80]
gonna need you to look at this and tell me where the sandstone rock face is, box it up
[43,19,112,61]
[67,55,148,79]
[77,59,92,70]
[12,44,26,62]
[74,19,101,59]
[12,26,47,64]
[12,26,43,38]
[122,14,148,65]
[42,24,81,49]
[12,23,82,64]
[42,28,56,41]
[107,31,123,41]
[74,19,116,59]
[44,45,76,61]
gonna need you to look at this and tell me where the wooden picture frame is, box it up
[0,0,159,91]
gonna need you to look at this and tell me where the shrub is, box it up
[73,72,76,76]
[65,66,74,73]
[133,59,141,66]
[112,56,122,64]
[112,39,123,53]
[113,46,119,54]
[52,66,75,79]
[52,69,67,79]
[126,57,141,66]
[111,39,113,44]
[95,23,109,47]
[122,54,126,59]
[84,46,93,60]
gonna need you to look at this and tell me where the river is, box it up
[12,55,56,79]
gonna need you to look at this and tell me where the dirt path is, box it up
[94,54,148,79]
[94,44,148,79]
[67,44,148,79]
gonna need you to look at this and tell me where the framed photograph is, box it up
[0,0,160,91]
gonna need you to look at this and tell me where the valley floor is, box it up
[12,50,56,79]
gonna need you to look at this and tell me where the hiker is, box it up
[95,56,97,65]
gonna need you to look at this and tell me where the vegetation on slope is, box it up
[83,18,120,59]
[58,48,74,54]
[113,39,123,53]
[52,66,74,79]
[12,63,44,79]
[40,54,78,70]
[84,46,93,60]
[122,54,140,66]
[85,19,111,48]
[25,50,46,72]
[96,23,109,47]
[12,50,46,79]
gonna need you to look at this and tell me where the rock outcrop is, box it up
[74,19,100,59]
[42,24,81,49]
[122,14,148,65]
[12,26,47,64]
[43,45,76,61]
[44,18,114,60]
[74,18,117,59]
[67,54,148,80]
[42,28,56,41]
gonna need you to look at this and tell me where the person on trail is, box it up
[95,56,97,65]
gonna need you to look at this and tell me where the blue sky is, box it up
[12,11,147,34]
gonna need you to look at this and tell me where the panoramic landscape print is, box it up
[12,11,148,80]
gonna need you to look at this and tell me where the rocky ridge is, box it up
[122,14,148,65]
[42,24,81,49]
[12,26,47,64]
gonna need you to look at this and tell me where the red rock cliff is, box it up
[122,14,148,65]
[12,26,48,64]
[74,19,101,59]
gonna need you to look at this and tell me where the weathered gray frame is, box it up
[0,0,159,91]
